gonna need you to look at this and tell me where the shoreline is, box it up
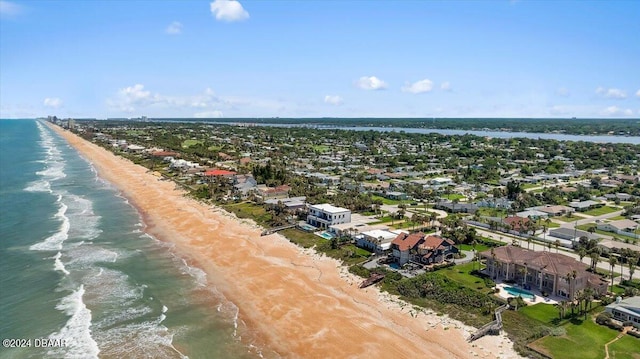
[46,122,523,359]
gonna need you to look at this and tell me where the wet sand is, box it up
[48,123,522,359]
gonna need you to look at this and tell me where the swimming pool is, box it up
[318,232,334,239]
[504,286,535,300]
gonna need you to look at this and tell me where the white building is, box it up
[605,296,640,328]
[307,203,351,229]
[356,229,407,253]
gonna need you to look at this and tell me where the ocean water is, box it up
[0,120,272,359]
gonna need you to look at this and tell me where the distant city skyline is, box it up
[1,0,639,119]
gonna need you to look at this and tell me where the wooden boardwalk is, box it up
[468,304,509,342]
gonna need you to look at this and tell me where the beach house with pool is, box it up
[479,246,607,301]
[306,203,351,230]
[391,232,458,266]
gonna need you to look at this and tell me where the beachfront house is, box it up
[306,203,351,229]
[605,296,640,328]
[356,229,407,253]
[479,246,607,301]
[391,232,458,266]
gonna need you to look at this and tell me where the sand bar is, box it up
[48,122,522,359]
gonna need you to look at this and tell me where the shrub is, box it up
[622,321,633,327]
[628,330,640,338]
[483,277,495,287]
[596,312,612,325]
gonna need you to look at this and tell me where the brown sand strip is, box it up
[47,122,521,359]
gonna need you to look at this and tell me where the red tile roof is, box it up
[419,235,454,250]
[392,232,425,251]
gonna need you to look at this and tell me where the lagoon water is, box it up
[0,120,267,358]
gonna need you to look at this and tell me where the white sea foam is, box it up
[53,252,70,275]
[30,202,70,251]
[180,259,207,287]
[63,194,102,242]
[24,179,52,193]
[47,285,100,359]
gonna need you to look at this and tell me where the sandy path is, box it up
[48,123,522,359]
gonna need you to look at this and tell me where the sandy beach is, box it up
[48,123,522,359]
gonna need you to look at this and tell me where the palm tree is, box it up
[491,248,497,279]
[555,239,561,253]
[609,256,618,292]
[590,249,601,271]
[628,253,638,282]
[471,239,478,271]
[578,247,587,263]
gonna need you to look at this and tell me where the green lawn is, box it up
[608,335,640,359]
[519,303,562,325]
[534,315,622,359]
[223,202,272,226]
[608,215,628,221]
[182,139,203,148]
[583,206,620,216]
[312,145,330,153]
[458,243,490,253]
[371,195,405,205]
[280,228,319,248]
[439,262,491,292]
[476,208,507,218]
[441,193,466,201]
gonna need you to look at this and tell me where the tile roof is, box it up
[480,245,595,278]
[391,232,425,251]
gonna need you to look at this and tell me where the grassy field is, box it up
[312,144,330,153]
[519,303,565,325]
[532,315,636,359]
[441,193,466,201]
[476,208,507,218]
[371,195,406,205]
[182,139,203,148]
[608,335,640,359]
[223,202,272,226]
[439,262,491,292]
[458,243,491,253]
[583,206,620,216]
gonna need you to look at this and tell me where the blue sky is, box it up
[1,0,639,119]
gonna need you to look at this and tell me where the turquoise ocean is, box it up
[0,120,273,359]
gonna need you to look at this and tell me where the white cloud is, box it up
[194,110,224,118]
[595,87,627,99]
[43,98,62,108]
[210,0,249,22]
[0,1,22,16]
[401,79,434,94]
[440,81,452,91]
[166,21,182,35]
[324,95,343,105]
[555,87,570,97]
[602,106,633,116]
[636,89,640,98]
[107,84,221,113]
[355,76,387,91]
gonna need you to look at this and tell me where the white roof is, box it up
[309,203,350,214]
[362,229,398,240]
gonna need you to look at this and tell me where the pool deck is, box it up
[495,282,558,305]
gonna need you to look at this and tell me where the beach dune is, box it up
[48,122,521,359]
